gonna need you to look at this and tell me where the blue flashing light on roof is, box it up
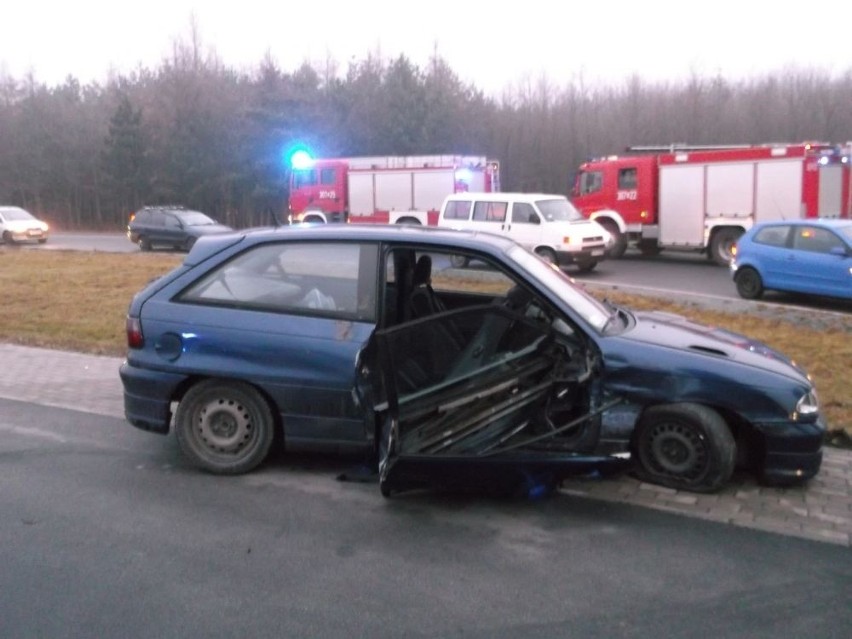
[286,145,314,170]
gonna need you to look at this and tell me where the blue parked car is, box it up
[731,219,852,300]
[120,225,824,495]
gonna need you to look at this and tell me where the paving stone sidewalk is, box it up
[1,342,849,546]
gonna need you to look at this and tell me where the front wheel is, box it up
[633,403,735,493]
[735,267,763,299]
[709,228,742,266]
[175,380,275,475]
[598,220,626,258]
[576,259,598,273]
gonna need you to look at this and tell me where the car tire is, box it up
[709,228,742,266]
[138,236,151,252]
[535,247,558,265]
[598,220,626,258]
[175,380,276,475]
[2,231,15,245]
[576,259,598,273]
[38,238,47,244]
[735,267,764,300]
[450,255,469,269]
[395,217,422,225]
[632,403,735,493]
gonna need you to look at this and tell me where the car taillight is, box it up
[126,316,144,349]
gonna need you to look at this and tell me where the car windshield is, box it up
[1,208,35,221]
[535,198,584,222]
[506,245,613,332]
[178,211,217,226]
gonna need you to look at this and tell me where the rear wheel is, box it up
[709,228,742,266]
[633,403,735,493]
[175,380,275,475]
[535,247,557,265]
[395,217,422,225]
[735,267,764,299]
[2,231,15,245]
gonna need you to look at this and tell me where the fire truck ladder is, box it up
[625,144,755,153]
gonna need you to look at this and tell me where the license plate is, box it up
[591,250,604,257]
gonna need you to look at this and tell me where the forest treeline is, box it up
[1,32,851,230]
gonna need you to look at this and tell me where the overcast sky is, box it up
[2,1,850,94]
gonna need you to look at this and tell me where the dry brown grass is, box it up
[1,249,849,433]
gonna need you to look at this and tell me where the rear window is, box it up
[443,200,472,220]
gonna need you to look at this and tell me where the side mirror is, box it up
[529,213,541,225]
[829,246,849,258]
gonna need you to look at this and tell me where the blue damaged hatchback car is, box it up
[120,225,824,495]
[731,219,852,300]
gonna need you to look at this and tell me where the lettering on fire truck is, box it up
[319,190,337,199]
[616,190,638,201]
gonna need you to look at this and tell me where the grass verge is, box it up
[1,248,849,436]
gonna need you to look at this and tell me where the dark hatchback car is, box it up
[731,219,852,300]
[120,225,824,496]
[127,206,232,252]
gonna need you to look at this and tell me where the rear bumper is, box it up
[119,361,188,435]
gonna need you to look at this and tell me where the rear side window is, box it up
[179,242,379,321]
[753,226,790,248]
[443,200,472,220]
[472,201,507,223]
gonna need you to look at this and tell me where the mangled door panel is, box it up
[373,305,626,494]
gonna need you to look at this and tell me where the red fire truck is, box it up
[288,155,501,225]
[570,142,851,265]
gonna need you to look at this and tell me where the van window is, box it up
[511,202,539,224]
[473,201,507,223]
[443,200,472,220]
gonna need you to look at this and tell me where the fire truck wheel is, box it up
[709,228,741,266]
[735,267,764,299]
[599,220,626,258]
[396,217,421,226]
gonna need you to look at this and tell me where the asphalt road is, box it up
[28,231,852,313]
[2,397,851,638]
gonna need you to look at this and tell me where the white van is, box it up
[438,192,611,272]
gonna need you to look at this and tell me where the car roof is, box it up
[186,223,521,264]
[443,192,567,203]
[754,218,852,229]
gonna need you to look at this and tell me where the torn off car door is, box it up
[372,304,629,496]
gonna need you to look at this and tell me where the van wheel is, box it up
[576,259,598,273]
[396,217,421,225]
[535,247,557,265]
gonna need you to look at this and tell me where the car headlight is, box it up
[793,389,820,419]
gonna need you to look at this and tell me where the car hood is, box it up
[3,219,47,231]
[624,310,809,381]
